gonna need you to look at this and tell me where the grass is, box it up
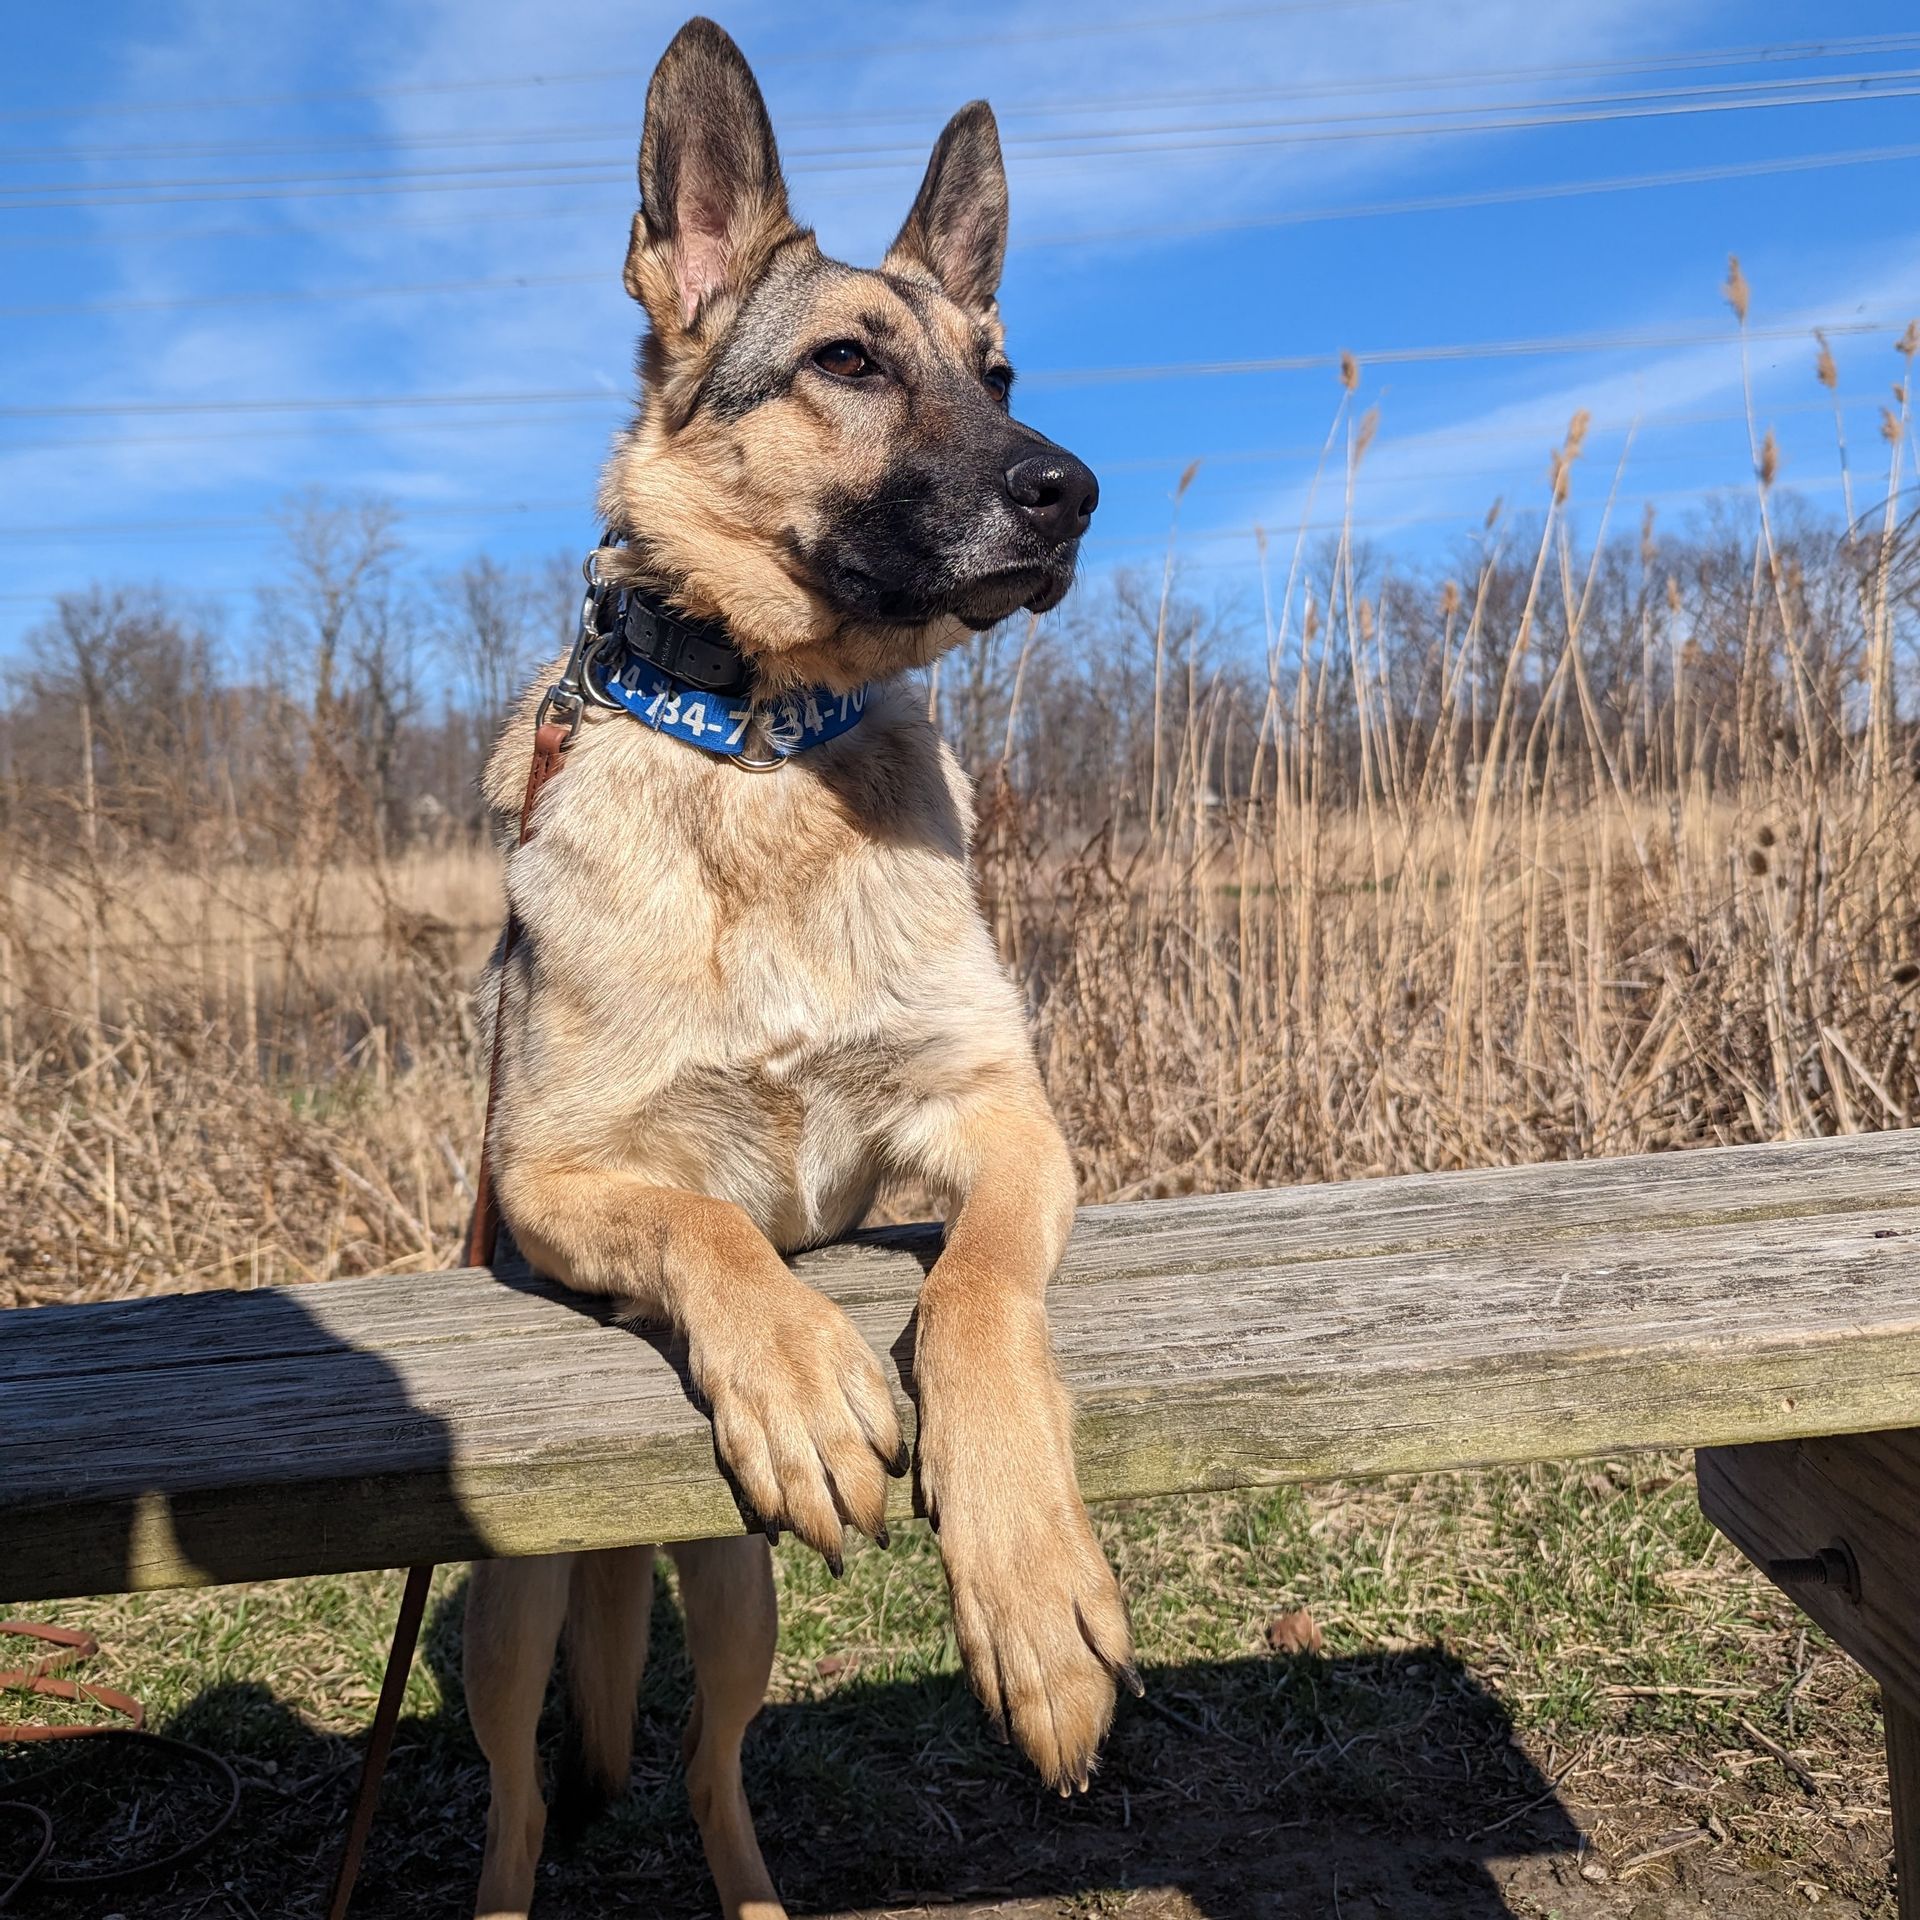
[3,1466,1894,1918]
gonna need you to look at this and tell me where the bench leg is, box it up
[1697,1436,1920,1916]
[1891,1689,1920,1919]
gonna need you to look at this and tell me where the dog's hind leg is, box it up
[668,1535,785,1920]
[466,1554,572,1920]
[555,1543,656,1836]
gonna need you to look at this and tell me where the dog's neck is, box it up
[570,544,877,768]
[612,574,754,699]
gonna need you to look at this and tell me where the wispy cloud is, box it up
[1213,230,1920,564]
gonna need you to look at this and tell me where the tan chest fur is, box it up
[481,674,1029,1253]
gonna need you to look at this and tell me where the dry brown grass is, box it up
[0,843,497,1301]
[11,755,1918,1304]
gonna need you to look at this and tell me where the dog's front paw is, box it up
[919,1400,1135,1791]
[689,1279,903,1570]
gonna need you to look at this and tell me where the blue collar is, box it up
[594,646,869,768]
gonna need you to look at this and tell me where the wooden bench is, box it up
[7,1133,1920,1907]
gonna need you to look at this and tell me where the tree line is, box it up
[2,488,1915,872]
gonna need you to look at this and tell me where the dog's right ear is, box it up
[625,18,796,344]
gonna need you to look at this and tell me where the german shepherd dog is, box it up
[464,19,1132,1916]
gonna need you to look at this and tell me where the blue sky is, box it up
[4,1,1920,658]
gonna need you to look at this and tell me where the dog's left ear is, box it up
[885,101,1008,316]
[625,17,798,340]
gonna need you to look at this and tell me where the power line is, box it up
[0,450,1783,542]
[0,391,1882,464]
[8,141,1920,321]
[0,475,1873,568]
[1133,473,1869,550]
[920,64,1920,141]
[12,36,1920,167]
[0,317,1900,422]
[21,63,1920,188]
[0,4,1410,125]
[8,133,1919,259]
[1051,141,1920,249]
[0,392,1874,466]
[1034,319,1900,387]
[10,75,1920,211]
[0,271,609,320]
[9,19,1917,133]
[0,389,619,421]
[0,501,590,541]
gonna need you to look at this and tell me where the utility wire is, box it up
[21,60,1920,185]
[1034,319,1897,387]
[9,76,1920,210]
[0,317,1899,421]
[7,141,1920,319]
[0,392,1881,461]
[0,449,1776,542]
[0,474,1868,560]
[7,19,1917,128]
[8,134,1920,257]
[0,3,1414,123]
[11,39,1920,165]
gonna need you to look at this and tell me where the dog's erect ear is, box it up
[885,101,1008,316]
[625,18,795,337]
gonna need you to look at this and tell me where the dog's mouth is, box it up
[815,538,1081,634]
[864,556,1075,629]
[947,559,1075,631]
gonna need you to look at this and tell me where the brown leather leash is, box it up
[0,1624,143,1743]
[462,719,574,1276]
[0,1622,240,1909]
[322,717,574,1920]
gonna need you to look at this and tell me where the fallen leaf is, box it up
[1264,1607,1323,1656]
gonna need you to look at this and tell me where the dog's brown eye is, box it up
[812,341,874,380]
[983,365,1012,401]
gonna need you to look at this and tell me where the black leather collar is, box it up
[614,580,752,697]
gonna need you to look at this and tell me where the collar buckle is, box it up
[537,532,626,743]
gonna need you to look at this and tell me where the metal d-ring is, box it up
[577,621,625,712]
[729,745,788,772]
[729,710,790,772]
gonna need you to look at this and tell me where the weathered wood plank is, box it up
[6,1133,1920,1603]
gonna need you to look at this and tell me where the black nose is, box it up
[1004,450,1099,543]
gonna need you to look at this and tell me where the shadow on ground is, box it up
[0,1566,1603,1920]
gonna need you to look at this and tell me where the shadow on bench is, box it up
[1,1282,490,1597]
